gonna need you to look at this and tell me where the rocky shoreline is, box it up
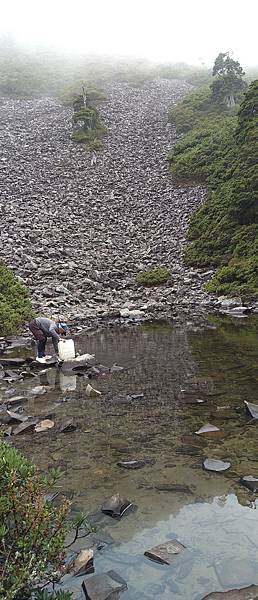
[0,78,222,328]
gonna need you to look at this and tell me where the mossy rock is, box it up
[136,267,171,287]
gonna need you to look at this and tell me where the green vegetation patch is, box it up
[0,439,71,600]
[136,267,171,286]
[168,53,258,301]
[0,262,33,334]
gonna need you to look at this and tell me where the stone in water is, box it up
[82,570,127,600]
[144,539,186,564]
[86,384,102,397]
[240,475,258,492]
[244,400,258,419]
[101,494,133,518]
[201,584,258,599]
[73,548,94,576]
[35,419,55,433]
[203,458,231,472]
[195,423,220,435]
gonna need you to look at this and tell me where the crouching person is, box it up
[29,317,69,363]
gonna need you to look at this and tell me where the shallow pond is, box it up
[2,316,258,599]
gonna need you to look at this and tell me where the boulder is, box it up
[144,539,186,564]
[101,494,133,518]
[82,570,127,600]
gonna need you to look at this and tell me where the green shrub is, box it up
[0,439,71,600]
[0,262,33,335]
[168,87,228,134]
[169,78,258,300]
[136,267,171,286]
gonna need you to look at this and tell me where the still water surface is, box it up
[9,316,258,599]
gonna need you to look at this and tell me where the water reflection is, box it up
[5,316,258,598]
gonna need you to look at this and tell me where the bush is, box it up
[168,87,227,134]
[0,262,33,335]
[0,439,71,600]
[136,267,171,286]
[169,79,258,300]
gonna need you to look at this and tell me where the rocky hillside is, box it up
[0,79,215,326]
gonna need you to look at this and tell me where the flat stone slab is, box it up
[12,420,37,435]
[203,458,231,472]
[240,475,258,492]
[244,401,258,419]
[82,570,127,600]
[5,396,28,406]
[155,484,193,493]
[117,459,155,469]
[144,539,186,564]
[0,358,26,367]
[195,423,221,435]
[101,494,133,518]
[215,559,257,589]
[202,585,258,599]
[59,419,77,433]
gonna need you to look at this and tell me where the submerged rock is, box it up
[13,420,37,435]
[29,385,47,396]
[59,419,77,433]
[155,484,193,493]
[73,548,94,576]
[117,459,155,470]
[144,539,186,564]
[101,494,133,518]
[0,358,26,367]
[201,585,258,599]
[82,570,127,600]
[240,475,258,492]
[203,458,231,472]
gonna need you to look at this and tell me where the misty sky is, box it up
[1,0,258,66]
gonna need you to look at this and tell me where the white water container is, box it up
[58,339,75,361]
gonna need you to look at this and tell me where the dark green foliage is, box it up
[171,78,258,300]
[168,117,236,180]
[210,52,246,107]
[0,439,71,600]
[0,262,33,334]
[136,267,171,286]
[169,87,227,134]
[72,92,106,147]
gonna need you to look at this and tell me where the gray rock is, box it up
[155,484,193,493]
[202,586,258,599]
[203,458,231,472]
[240,475,258,492]
[101,494,133,518]
[82,570,127,600]
[144,539,186,564]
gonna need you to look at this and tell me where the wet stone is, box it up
[144,539,186,564]
[215,559,257,589]
[117,459,155,469]
[0,358,26,367]
[7,410,28,423]
[195,423,220,435]
[59,419,77,433]
[240,475,258,492]
[202,585,258,599]
[35,419,55,433]
[12,420,37,435]
[101,494,133,518]
[5,396,28,406]
[73,548,94,576]
[244,400,258,419]
[203,458,231,472]
[82,570,127,600]
[155,484,193,493]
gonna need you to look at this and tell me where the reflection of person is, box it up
[28,317,69,363]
